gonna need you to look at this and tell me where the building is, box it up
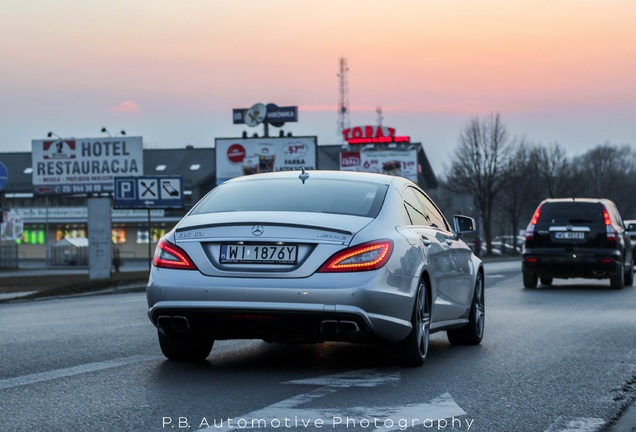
[0,143,437,263]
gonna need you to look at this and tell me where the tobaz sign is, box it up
[343,125,410,145]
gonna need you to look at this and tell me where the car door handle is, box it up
[445,238,454,246]
[421,236,432,247]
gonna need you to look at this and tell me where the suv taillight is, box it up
[526,205,542,241]
[603,207,617,241]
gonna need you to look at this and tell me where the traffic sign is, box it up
[0,161,8,191]
[114,176,183,209]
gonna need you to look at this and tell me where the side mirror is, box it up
[453,215,476,234]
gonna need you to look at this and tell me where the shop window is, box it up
[137,228,166,244]
[112,229,127,244]
[56,229,86,242]
[17,228,45,245]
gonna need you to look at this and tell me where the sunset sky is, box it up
[1,0,634,169]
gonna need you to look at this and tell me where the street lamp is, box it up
[101,127,126,137]
[47,131,62,140]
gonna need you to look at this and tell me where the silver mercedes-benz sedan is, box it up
[146,170,484,367]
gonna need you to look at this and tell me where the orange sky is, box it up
[1,0,634,167]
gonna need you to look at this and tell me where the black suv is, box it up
[522,198,634,289]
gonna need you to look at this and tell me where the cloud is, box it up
[110,100,141,114]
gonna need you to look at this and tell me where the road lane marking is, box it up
[545,416,606,432]
[0,355,158,391]
[197,369,468,432]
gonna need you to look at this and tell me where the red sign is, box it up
[340,152,361,168]
[227,143,246,163]
[42,140,76,159]
[342,125,410,145]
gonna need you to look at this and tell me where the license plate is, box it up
[554,232,585,240]
[220,244,298,264]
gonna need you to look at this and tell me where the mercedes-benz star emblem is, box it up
[252,225,264,236]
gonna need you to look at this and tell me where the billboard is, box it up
[31,136,143,195]
[340,149,418,182]
[215,136,317,185]
[232,103,298,127]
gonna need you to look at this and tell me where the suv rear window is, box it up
[191,178,387,218]
[536,202,605,229]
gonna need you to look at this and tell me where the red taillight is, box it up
[526,205,542,240]
[319,240,393,273]
[603,206,617,241]
[153,237,197,270]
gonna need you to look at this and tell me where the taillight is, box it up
[603,207,617,241]
[153,237,197,270]
[526,205,542,240]
[318,240,393,272]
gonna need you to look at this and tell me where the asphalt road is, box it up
[0,260,635,432]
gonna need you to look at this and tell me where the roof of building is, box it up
[0,144,438,196]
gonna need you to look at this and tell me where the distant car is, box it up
[491,235,525,255]
[522,198,634,289]
[146,170,484,366]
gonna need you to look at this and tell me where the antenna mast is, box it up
[337,56,350,143]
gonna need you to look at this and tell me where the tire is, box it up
[158,331,214,361]
[610,267,624,290]
[523,271,538,289]
[396,281,430,367]
[540,277,553,286]
[624,260,634,287]
[448,272,485,346]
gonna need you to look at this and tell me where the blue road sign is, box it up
[114,176,183,209]
[0,161,8,191]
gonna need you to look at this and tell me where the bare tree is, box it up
[572,143,636,216]
[495,141,535,251]
[445,113,513,254]
[528,143,573,200]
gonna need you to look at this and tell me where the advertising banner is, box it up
[1,211,24,241]
[340,149,418,182]
[215,136,317,185]
[31,136,144,195]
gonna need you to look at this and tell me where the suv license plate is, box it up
[220,244,298,264]
[554,232,585,240]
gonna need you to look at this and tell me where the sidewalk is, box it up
[0,258,151,277]
[0,259,150,301]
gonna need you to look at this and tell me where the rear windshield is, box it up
[191,178,387,218]
[537,202,604,228]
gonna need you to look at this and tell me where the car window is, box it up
[190,178,387,218]
[403,187,429,226]
[413,189,450,231]
[536,202,604,228]
[403,187,449,231]
[607,202,623,227]
[627,223,636,231]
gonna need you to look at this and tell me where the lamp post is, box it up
[100,127,126,138]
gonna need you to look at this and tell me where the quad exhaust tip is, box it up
[156,315,190,330]
[321,320,360,334]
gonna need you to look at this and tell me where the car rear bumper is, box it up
[522,250,622,279]
[146,268,417,344]
[148,300,412,344]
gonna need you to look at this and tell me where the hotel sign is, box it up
[31,136,143,195]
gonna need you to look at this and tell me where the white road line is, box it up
[197,369,468,432]
[545,416,606,432]
[0,355,158,391]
